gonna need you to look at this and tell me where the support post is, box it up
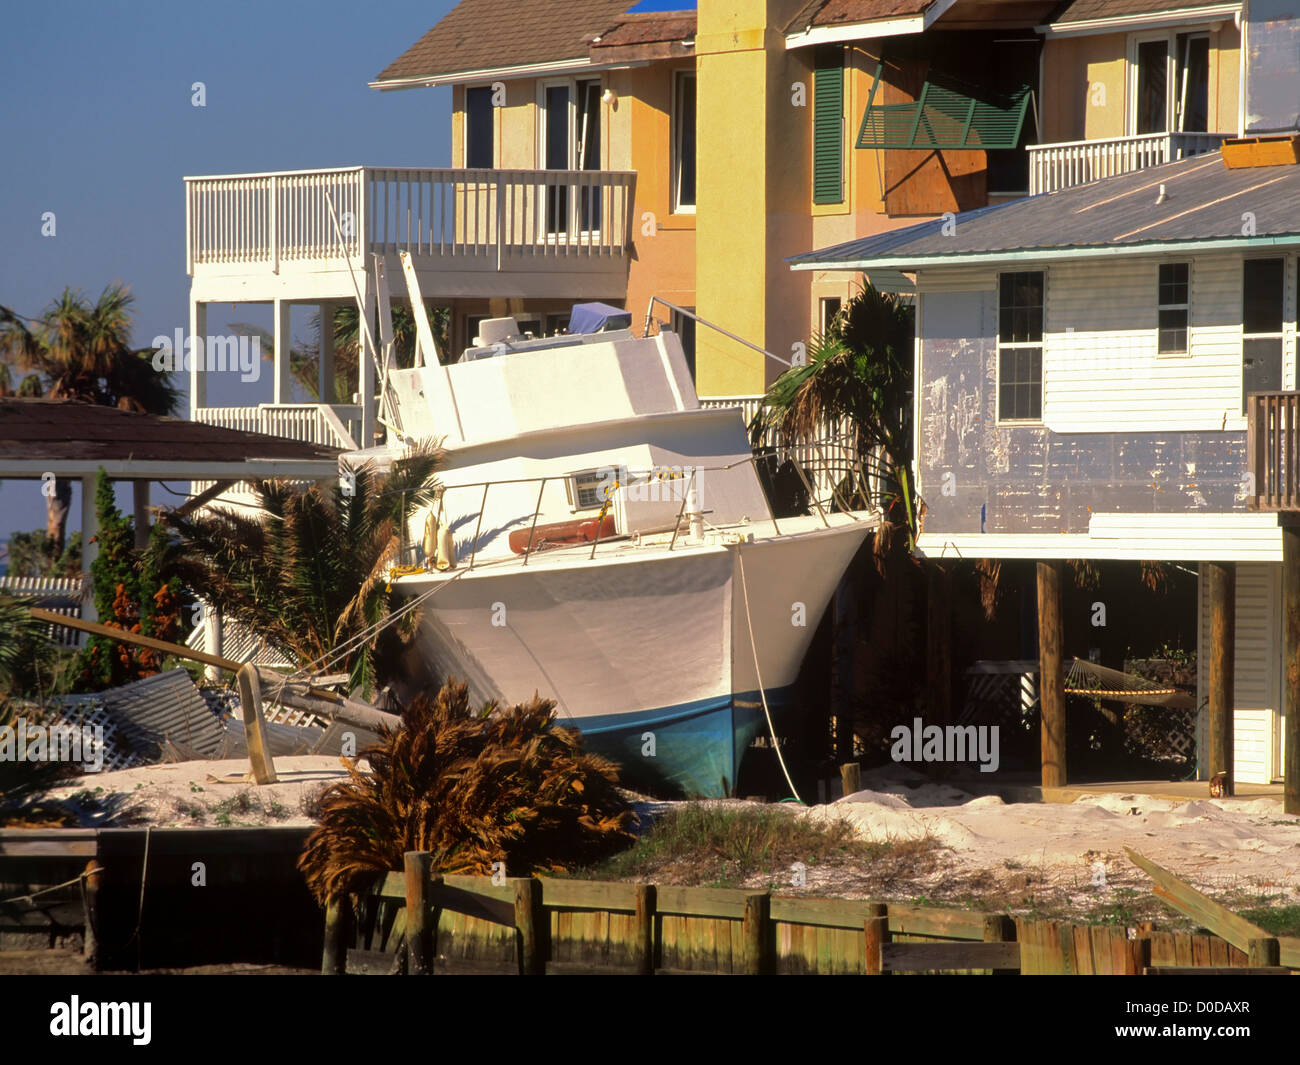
[319,300,335,404]
[404,852,434,975]
[927,562,953,777]
[840,761,861,798]
[864,903,888,975]
[79,475,99,624]
[322,895,349,975]
[1037,560,1066,787]
[513,877,544,975]
[1284,527,1300,815]
[189,299,207,415]
[235,663,278,784]
[743,892,772,975]
[82,860,103,968]
[983,914,1018,975]
[1207,561,1236,797]
[132,481,150,550]
[634,883,656,975]
[1248,936,1281,969]
[359,276,377,448]
[273,298,292,404]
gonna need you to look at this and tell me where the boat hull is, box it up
[392,519,870,797]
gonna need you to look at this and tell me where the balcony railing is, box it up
[194,403,362,450]
[1246,391,1300,511]
[185,167,637,274]
[1027,132,1233,196]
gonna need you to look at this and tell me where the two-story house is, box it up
[791,22,1300,813]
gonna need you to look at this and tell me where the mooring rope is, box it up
[0,871,90,908]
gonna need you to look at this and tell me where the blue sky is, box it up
[0,0,459,553]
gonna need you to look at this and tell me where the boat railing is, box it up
[392,449,872,575]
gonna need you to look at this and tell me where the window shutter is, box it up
[813,50,844,205]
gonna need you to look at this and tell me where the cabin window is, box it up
[813,46,845,205]
[465,86,495,168]
[1157,262,1189,354]
[1242,258,1284,411]
[997,272,1044,422]
[673,72,697,212]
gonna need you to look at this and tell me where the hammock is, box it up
[1064,658,1196,709]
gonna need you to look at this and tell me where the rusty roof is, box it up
[591,11,697,48]
[787,0,935,31]
[1051,0,1234,24]
[0,399,340,465]
[374,0,631,84]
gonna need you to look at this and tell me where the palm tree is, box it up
[162,444,443,695]
[750,281,915,537]
[0,285,179,555]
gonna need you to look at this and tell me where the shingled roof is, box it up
[1049,0,1237,26]
[374,0,632,86]
[786,0,936,32]
[789,152,1300,269]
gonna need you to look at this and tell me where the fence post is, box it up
[514,877,545,975]
[840,762,861,798]
[404,852,434,975]
[743,892,772,975]
[864,903,888,974]
[269,174,279,274]
[634,883,656,975]
[322,895,350,975]
[1123,933,1152,975]
[1248,936,1280,969]
[983,914,1018,975]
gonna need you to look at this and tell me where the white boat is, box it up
[347,282,876,797]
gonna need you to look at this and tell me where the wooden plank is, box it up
[0,838,98,858]
[1210,936,1229,967]
[1125,847,1267,954]
[1071,924,1095,975]
[1283,525,1300,815]
[434,956,519,975]
[1149,930,1176,967]
[1248,937,1280,968]
[428,882,516,928]
[540,878,638,912]
[888,904,989,941]
[1146,966,1291,975]
[1173,932,1194,967]
[441,874,517,904]
[1279,937,1300,969]
[1089,926,1113,976]
[882,941,1021,972]
[654,885,751,919]
[1192,933,1213,969]
[377,870,406,899]
[544,960,639,974]
[1038,560,1067,787]
[770,895,878,929]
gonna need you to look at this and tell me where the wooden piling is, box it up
[1037,560,1066,787]
[863,903,888,975]
[404,853,434,975]
[983,914,1018,975]
[743,892,772,975]
[235,663,278,785]
[1248,936,1280,969]
[927,563,953,748]
[1284,526,1300,815]
[514,878,545,975]
[1207,561,1236,796]
[839,762,861,798]
[634,883,656,975]
[322,896,349,975]
[81,860,103,968]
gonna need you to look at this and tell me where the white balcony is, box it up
[194,403,362,450]
[185,166,637,302]
[1027,131,1233,196]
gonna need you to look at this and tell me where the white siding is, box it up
[1045,255,1248,434]
[1197,562,1281,785]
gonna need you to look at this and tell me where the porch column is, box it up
[1284,528,1300,814]
[1207,561,1236,797]
[273,298,292,404]
[318,300,335,404]
[132,481,150,550]
[80,475,99,624]
[1037,560,1066,788]
[359,279,377,447]
[188,299,207,417]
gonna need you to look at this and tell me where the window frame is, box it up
[1241,256,1285,412]
[1126,28,1212,137]
[671,69,697,214]
[996,270,1046,425]
[1156,261,1190,356]
[463,83,497,169]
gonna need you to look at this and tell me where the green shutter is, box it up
[856,62,1033,151]
[813,52,844,205]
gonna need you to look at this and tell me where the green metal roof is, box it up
[855,62,1033,151]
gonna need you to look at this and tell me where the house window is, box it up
[997,271,1044,422]
[820,297,843,336]
[465,86,495,168]
[673,72,697,212]
[1132,32,1210,135]
[540,79,603,233]
[1157,262,1189,354]
[813,46,844,205]
[1242,258,1284,411]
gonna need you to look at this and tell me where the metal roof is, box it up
[789,153,1300,271]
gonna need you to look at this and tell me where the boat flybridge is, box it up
[342,254,877,798]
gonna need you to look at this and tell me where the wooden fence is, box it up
[322,859,1294,976]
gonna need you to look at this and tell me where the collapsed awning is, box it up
[855,62,1033,151]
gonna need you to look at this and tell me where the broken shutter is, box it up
[856,62,1032,151]
[813,48,844,205]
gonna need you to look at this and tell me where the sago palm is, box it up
[163,444,442,695]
